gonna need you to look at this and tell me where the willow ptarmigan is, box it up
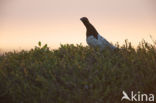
[80,17,116,50]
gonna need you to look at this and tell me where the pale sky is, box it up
[0,0,156,51]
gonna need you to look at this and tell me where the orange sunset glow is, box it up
[0,0,156,51]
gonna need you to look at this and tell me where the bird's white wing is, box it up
[98,34,116,49]
[86,36,100,47]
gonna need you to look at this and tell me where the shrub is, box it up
[0,41,156,103]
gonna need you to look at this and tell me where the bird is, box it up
[80,17,116,50]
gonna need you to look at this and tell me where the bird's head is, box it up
[80,17,89,23]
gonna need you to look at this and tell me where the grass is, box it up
[0,41,156,103]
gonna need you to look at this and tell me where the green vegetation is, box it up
[0,41,156,103]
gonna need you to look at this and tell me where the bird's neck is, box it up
[83,22,98,39]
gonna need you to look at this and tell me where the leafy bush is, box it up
[0,41,156,103]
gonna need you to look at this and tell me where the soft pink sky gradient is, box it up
[0,0,156,51]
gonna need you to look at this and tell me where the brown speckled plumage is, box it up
[80,17,98,39]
